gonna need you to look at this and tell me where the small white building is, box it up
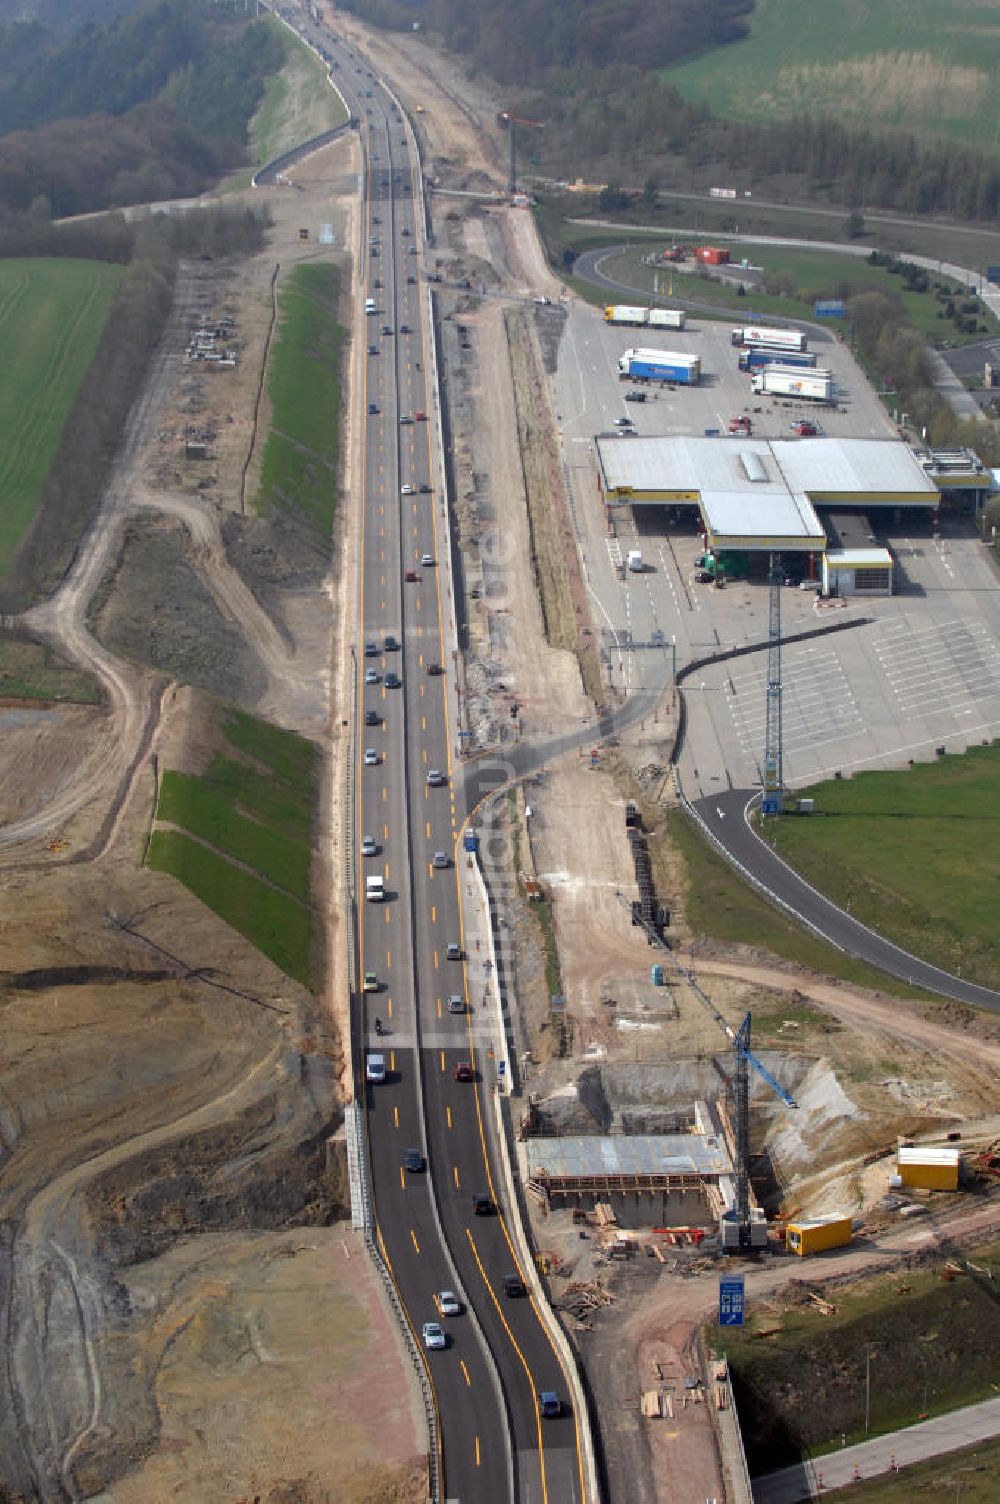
[822,546,894,597]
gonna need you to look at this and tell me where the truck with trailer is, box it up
[618,348,700,385]
[605,305,686,330]
[739,347,817,372]
[731,325,807,353]
[751,365,831,402]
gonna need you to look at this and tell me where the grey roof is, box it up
[524,1133,732,1181]
[773,438,939,499]
[597,435,939,512]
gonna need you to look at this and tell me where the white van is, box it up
[366,874,385,902]
[365,297,376,314]
[366,1052,386,1083]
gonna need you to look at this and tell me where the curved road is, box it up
[692,787,1000,1012]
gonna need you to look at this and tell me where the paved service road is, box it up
[752,1394,1000,1503]
[299,23,587,1504]
[693,788,1000,1012]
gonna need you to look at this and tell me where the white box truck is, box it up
[604,305,685,329]
[731,325,807,352]
[628,549,644,572]
[751,365,831,402]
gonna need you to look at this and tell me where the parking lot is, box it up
[553,298,1000,792]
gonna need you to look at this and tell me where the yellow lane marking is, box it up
[399,1166,405,1189]
[437,996,442,1018]
[393,1105,399,1128]
[466,1229,550,1501]
[440,1050,446,1072]
[475,1437,481,1468]
[446,1106,452,1129]
[453,1165,460,1188]
[460,1359,471,1388]
[410,1229,420,1254]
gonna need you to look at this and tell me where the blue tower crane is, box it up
[729,1011,797,1251]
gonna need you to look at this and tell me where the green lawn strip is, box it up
[764,748,1000,990]
[808,1435,1000,1503]
[198,756,312,846]
[711,1246,1000,1474]
[147,830,312,987]
[258,264,343,531]
[664,0,1000,152]
[156,771,310,902]
[664,810,934,1001]
[222,708,317,787]
[0,259,122,582]
[0,636,101,703]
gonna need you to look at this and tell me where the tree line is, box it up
[337,0,752,80]
[0,204,272,613]
[0,0,285,219]
[519,64,1000,227]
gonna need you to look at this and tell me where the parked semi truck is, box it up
[605,305,686,330]
[751,365,831,402]
[618,348,701,384]
[731,325,807,353]
[739,347,817,372]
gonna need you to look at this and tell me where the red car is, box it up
[405,569,418,582]
[792,420,818,437]
[454,1062,474,1082]
[415,410,427,422]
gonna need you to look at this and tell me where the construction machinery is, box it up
[498,110,544,196]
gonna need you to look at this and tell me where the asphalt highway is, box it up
[298,24,587,1502]
[693,788,1000,1012]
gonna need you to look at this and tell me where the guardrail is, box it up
[470,821,603,1504]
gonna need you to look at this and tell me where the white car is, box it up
[401,483,414,495]
[421,553,434,566]
[364,668,379,684]
[432,851,449,868]
[422,1321,447,1350]
[426,769,445,787]
[361,835,377,857]
[437,1291,462,1317]
[364,748,379,766]
[366,1052,386,1084]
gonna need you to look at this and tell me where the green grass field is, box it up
[147,711,318,987]
[666,0,1000,151]
[257,264,343,533]
[766,746,1000,990]
[0,258,122,584]
[715,1245,1000,1473]
[663,811,933,1001]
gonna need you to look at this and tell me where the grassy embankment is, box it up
[762,745,1000,991]
[0,258,121,584]
[821,1435,1000,1503]
[256,263,343,535]
[665,0,1000,152]
[147,711,318,987]
[225,15,348,190]
[662,812,933,1002]
[709,1245,1000,1475]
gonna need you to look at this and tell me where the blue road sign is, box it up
[719,1276,745,1327]
[814,300,845,318]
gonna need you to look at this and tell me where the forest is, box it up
[337,0,753,80]
[0,0,284,218]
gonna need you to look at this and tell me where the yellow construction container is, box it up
[786,1216,852,1257]
[896,1146,959,1192]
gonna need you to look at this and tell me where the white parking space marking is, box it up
[606,538,622,571]
[727,648,864,762]
[874,618,1000,719]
